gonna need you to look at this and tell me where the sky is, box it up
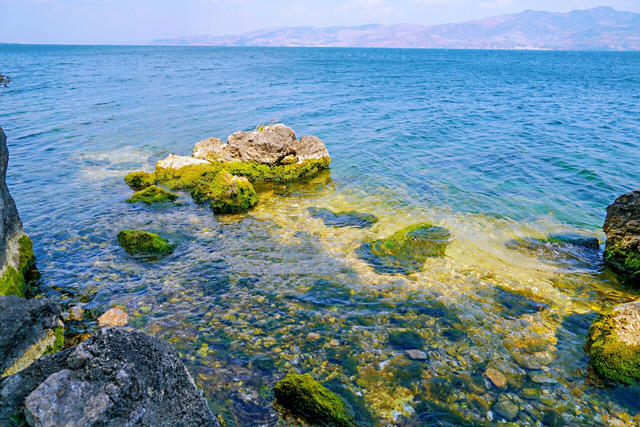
[1,0,639,45]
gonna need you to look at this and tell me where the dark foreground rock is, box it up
[587,301,640,385]
[0,296,63,378]
[603,190,640,278]
[0,327,217,426]
[0,127,35,297]
[356,223,450,275]
[308,207,378,228]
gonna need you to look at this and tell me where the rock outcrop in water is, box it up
[356,223,450,275]
[274,373,354,426]
[124,125,330,214]
[587,301,640,384]
[0,327,217,426]
[117,229,175,259]
[0,127,36,297]
[603,190,640,279]
[0,296,63,378]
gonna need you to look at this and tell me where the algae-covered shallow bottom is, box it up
[5,46,640,427]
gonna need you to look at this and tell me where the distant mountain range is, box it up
[152,7,640,50]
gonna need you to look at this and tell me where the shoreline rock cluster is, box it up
[0,127,218,426]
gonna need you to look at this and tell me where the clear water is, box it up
[2,45,640,425]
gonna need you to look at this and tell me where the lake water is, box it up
[2,45,640,425]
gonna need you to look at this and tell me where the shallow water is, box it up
[2,45,640,425]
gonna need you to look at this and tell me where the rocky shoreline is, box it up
[1,122,640,425]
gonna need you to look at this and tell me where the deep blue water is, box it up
[2,45,640,425]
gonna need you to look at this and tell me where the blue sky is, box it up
[1,0,639,44]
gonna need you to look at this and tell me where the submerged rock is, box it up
[117,230,175,259]
[126,185,179,205]
[493,394,519,421]
[0,327,216,426]
[273,373,354,427]
[124,171,156,191]
[308,207,378,228]
[505,233,600,271]
[587,301,640,384]
[603,190,640,278]
[357,223,450,275]
[0,296,63,378]
[0,127,35,297]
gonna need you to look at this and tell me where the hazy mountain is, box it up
[152,7,640,50]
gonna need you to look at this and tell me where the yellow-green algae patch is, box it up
[126,185,179,205]
[0,235,36,297]
[222,157,330,183]
[117,229,174,258]
[155,164,257,214]
[274,373,354,426]
[124,171,156,191]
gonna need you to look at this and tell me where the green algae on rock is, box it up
[126,185,179,205]
[223,157,330,183]
[603,190,640,278]
[117,230,174,258]
[0,235,36,297]
[356,223,450,275]
[308,207,378,228]
[124,171,156,191]
[587,301,640,385]
[274,373,354,427]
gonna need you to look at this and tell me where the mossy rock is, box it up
[273,373,354,426]
[356,223,450,275]
[117,230,175,259]
[0,235,36,297]
[308,207,378,229]
[156,164,257,214]
[604,244,640,278]
[124,171,156,191]
[126,185,179,205]
[222,157,330,183]
[587,301,640,385]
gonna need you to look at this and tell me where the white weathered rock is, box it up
[156,154,209,170]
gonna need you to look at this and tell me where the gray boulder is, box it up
[603,190,640,277]
[0,296,63,378]
[223,124,298,165]
[0,327,217,426]
[193,137,225,161]
[0,127,34,297]
[196,124,330,166]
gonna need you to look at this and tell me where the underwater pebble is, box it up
[98,307,128,327]
[493,394,520,421]
[62,305,85,322]
[404,349,427,361]
[529,372,558,385]
[306,332,321,341]
[484,367,507,390]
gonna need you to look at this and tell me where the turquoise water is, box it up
[2,45,640,425]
